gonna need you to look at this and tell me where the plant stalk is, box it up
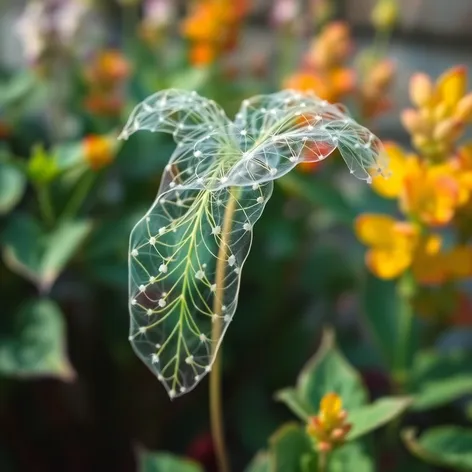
[210,189,238,472]
[37,184,55,227]
[318,450,328,472]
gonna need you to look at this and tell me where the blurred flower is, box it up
[306,392,351,452]
[15,0,89,63]
[284,22,355,103]
[181,0,249,66]
[270,0,300,27]
[356,213,472,282]
[372,143,469,226]
[85,50,131,88]
[83,135,116,171]
[401,67,472,160]
[356,214,419,279]
[371,0,399,31]
[140,0,176,43]
[83,94,124,117]
[358,59,395,119]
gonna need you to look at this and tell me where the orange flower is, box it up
[307,392,351,452]
[181,0,248,65]
[85,50,131,87]
[83,135,116,171]
[84,93,123,117]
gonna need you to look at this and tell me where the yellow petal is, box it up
[366,248,411,279]
[355,214,396,247]
[447,247,472,279]
[371,143,408,198]
[409,73,434,107]
[436,66,467,107]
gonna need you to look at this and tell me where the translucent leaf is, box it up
[129,182,273,397]
[120,89,389,398]
[234,90,389,183]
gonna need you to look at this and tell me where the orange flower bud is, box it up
[317,441,333,452]
[409,73,434,107]
[83,135,116,171]
[433,102,451,121]
[455,93,472,122]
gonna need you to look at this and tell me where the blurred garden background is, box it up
[1,1,472,471]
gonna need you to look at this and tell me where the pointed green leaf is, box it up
[279,330,368,416]
[348,397,412,441]
[0,161,26,214]
[1,215,92,292]
[411,349,472,410]
[402,427,472,471]
[139,452,203,472]
[274,388,313,421]
[245,451,271,472]
[328,442,374,472]
[269,423,315,472]
[0,299,75,380]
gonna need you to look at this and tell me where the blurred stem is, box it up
[318,450,328,472]
[210,188,239,472]
[60,172,96,221]
[37,184,55,227]
[393,272,415,389]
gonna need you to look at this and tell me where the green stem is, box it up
[318,450,328,472]
[209,188,238,472]
[393,272,415,389]
[37,184,55,227]
[60,172,96,221]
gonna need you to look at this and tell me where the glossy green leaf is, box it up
[0,299,75,380]
[139,451,203,472]
[1,214,92,293]
[269,423,315,472]
[348,397,412,441]
[245,451,271,472]
[328,442,374,472]
[411,350,472,410]
[0,161,26,214]
[403,427,472,471]
[278,329,368,416]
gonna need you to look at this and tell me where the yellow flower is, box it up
[403,66,472,159]
[306,393,351,452]
[355,214,418,279]
[83,134,116,171]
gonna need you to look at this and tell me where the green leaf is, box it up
[0,299,75,380]
[1,215,92,293]
[275,388,313,421]
[269,423,315,472]
[277,330,368,418]
[410,349,472,410]
[328,442,374,472]
[348,397,412,441]
[277,172,356,224]
[27,144,60,184]
[402,427,472,471]
[0,161,26,214]
[361,273,419,379]
[0,72,36,107]
[245,451,271,472]
[139,451,203,472]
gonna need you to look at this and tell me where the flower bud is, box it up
[455,93,472,122]
[401,109,425,134]
[410,73,434,108]
[371,0,399,31]
[433,118,462,141]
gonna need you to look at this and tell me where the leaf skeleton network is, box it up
[118,89,388,399]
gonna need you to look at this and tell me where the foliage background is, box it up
[1,1,472,471]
